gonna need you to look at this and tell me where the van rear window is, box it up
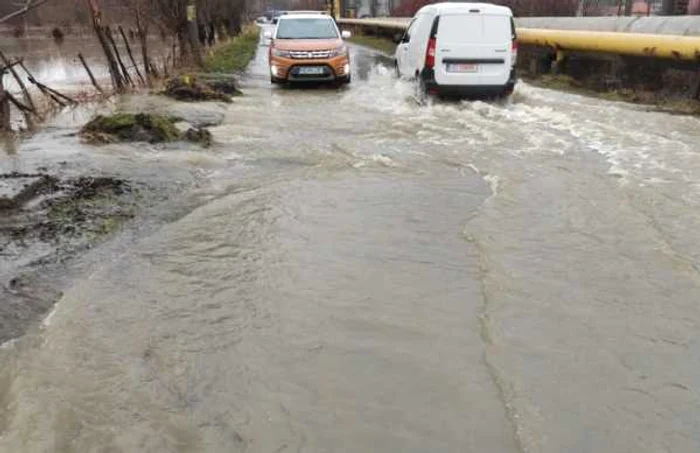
[438,14,510,44]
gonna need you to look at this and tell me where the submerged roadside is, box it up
[0,28,261,345]
[349,34,700,115]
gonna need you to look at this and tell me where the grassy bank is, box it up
[349,35,397,56]
[526,74,700,115]
[204,25,260,73]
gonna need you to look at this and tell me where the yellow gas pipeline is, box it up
[337,19,700,61]
[518,28,700,61]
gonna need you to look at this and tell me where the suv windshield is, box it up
[276,18,339,39]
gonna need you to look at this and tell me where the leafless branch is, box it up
[0,0,51,25]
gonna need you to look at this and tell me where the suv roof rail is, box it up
[286,10,328,15]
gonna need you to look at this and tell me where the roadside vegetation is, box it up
[348,35,396,56]
[528,74,700,115]
[204,25,260,73]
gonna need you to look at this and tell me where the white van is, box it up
[395,2,517,98]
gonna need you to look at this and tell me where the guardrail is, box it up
[338,17,700,61]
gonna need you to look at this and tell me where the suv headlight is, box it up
[330,45,348,57]
[271,48,291,58]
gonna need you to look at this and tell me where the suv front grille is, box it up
[289,50,333,59]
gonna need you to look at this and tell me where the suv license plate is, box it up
[447,63,478,73]
[298,66,325,75]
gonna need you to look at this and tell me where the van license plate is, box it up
[298,66,325,75]
[447,63,478,73]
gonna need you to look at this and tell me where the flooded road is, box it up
[1,30,700,452]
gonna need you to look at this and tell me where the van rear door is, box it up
[434,12,512,87]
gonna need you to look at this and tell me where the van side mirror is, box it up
[392,33,404,44]
[341,30,352,39]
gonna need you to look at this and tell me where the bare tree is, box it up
[121,0,154,79]
[0,0,50,24]
[1,0,53,132]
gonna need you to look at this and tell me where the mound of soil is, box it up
[80,113,212,146]
[196,74,243,96]
[164,75,234,103]
[184,128,213,147]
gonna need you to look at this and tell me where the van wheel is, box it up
[497,83,515,100]
[414,79,428,104]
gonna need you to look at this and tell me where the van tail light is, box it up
[511,40,518,66]
[425,37,436,69]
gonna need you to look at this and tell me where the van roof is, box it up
[417,2,512,16]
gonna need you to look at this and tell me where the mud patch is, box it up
[0,173,149,344]
[0,173,56,210]
[163,75,235,103]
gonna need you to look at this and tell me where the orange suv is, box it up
[266,13,352,85]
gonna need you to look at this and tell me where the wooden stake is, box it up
[0,74,11,132]
[19,61,76,106]
[5,91,35,130]
[0,60,22,73]
[78,52,104,94]
[106,27,133,87]
[85,0,125,92]
[0,50,35,114]
[118,26,145,86]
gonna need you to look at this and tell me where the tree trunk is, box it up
[624,0,634,15]
[177,31,189,67]
[576,0,586,16]
[106,27,134,87]
[136,7,151,80]
[118,26,145,86]
[86,0,125,92]
[186,2,204,67]
[662,0,674,14]
[230,13,242,36]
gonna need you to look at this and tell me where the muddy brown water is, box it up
[1,28,700,452]
[0,27,168,93]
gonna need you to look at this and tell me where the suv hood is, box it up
[273,38,342,51]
